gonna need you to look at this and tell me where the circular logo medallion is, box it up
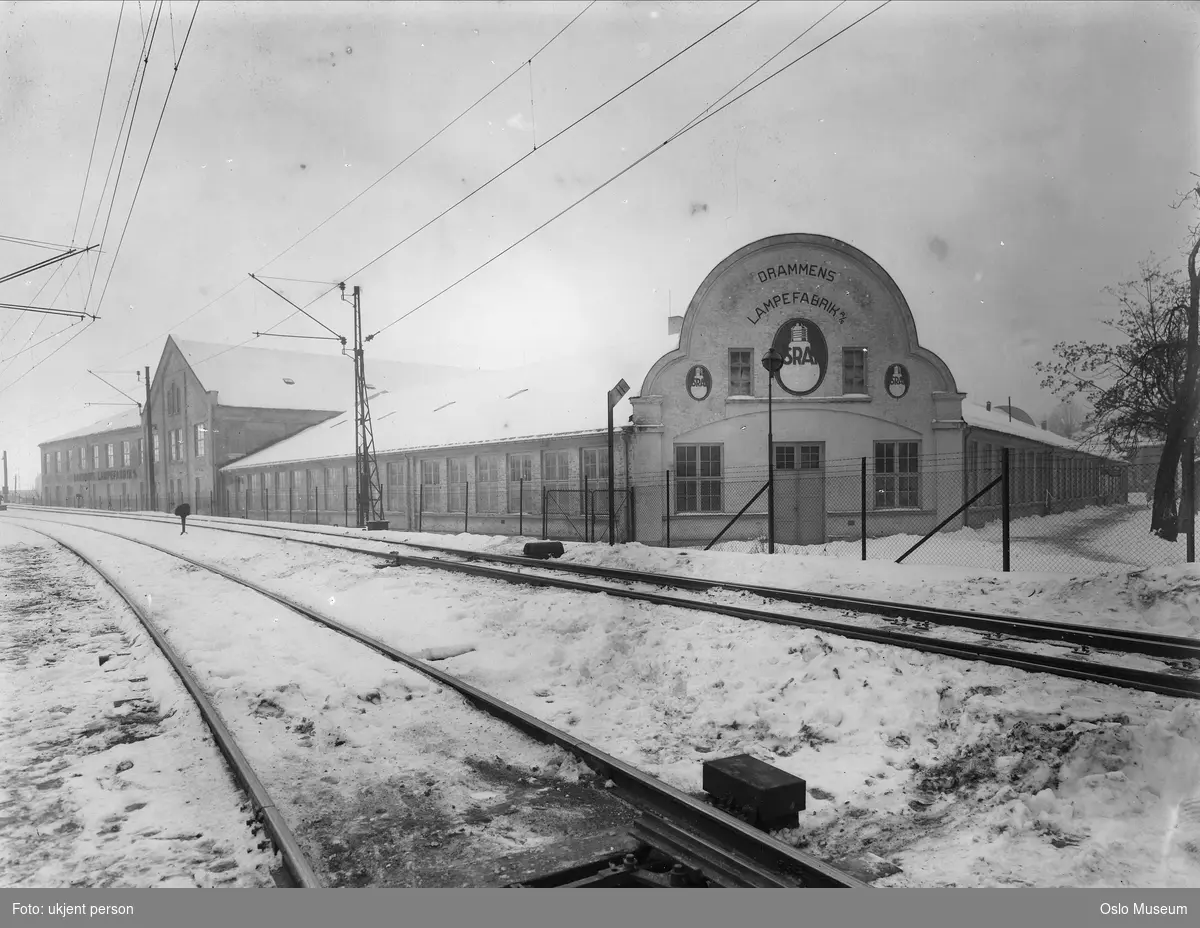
[686,364,712,401]
[771,318,828,397]
[885,363,910,399]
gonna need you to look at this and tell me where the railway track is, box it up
[7,516,865,889]
[8,506,1199,701]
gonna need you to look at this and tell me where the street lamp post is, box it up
[762,348,784,554]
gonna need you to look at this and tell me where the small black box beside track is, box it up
[702,753,806,831]
[366,520,389,531]
[523,541,565,559]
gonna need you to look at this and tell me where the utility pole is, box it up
[246,273,383,529]
[2,450,8,503]
[144,366,156,510]
[343,283,384,527]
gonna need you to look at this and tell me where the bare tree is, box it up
[1036,211,1199,541]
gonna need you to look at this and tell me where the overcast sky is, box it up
[1,0,1197,485]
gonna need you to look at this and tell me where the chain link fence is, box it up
[16,448,1198,574]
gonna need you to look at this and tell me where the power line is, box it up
[669,0,847,143]
[92,0,200,317]
[366,0,890,340]
[71,2,125,244]
[82,1,162,311]
[263,0,762,337]
[256,0,597,276]
[93,2,596,372]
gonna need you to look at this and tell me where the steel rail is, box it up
[5,514,864,889]
[9,521,321,888]
[13,504,1197,664]
[10,507,1198,697]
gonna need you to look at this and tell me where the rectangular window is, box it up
[774,444,821,471]
[542,450,570,485]
[474,455,503,513]
[93,445,101,469]
[55,450,62,473]
[447,458,468,512]
[507,453,535,513]
[152,433,159,465]
[675,444,723,513]
[582,447,609,483]
[385,461,404,512]
[729,349,752,396]
[842,348,867,394]
[121,441,131,467]
[194,424,206,457]
[419,459,442,512]
[137,439,143,465]
[43,453,49,475]
[874,441,920,509]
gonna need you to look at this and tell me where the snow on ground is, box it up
[31,504,1200,639]
[2,516,632,888]
[10,508,1200,888]
[0,524,277,887]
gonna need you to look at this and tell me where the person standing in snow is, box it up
[175,501,191,534]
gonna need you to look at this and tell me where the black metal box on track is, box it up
[523,541,565,559]
[366,520,389,531]
[702,753,806,831]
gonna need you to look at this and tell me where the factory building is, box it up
[219,233,1126,545]
[37,408,146,509]
[36,233,1126,545]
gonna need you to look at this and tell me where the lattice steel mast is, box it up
[342,283,384,527]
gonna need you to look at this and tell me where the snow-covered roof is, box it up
[42,407,144,445]
[962,401,1124,462]
[223,352,647,471]
[173,338,468,412]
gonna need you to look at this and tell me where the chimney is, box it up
[985,401,991,412]
[1041,420,1047,430]
[668,315,684,336]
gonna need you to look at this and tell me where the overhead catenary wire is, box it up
[92,0,200,318]
[94,2,597,375]
[71,1,125,245]
[262,0,762,338]
[84,0,164,314]
[256,0,597,276]
[365,0,891,340]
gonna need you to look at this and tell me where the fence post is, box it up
[582,475,588,542]
[289,486,293,523]
[519,478,524,536]
[1002,447,1011,572]
[244,486,249,520]
[418,483,423,533]
[860,457,867,561]
[542,485,548,539]
[628,485,635,543]
[665,470,671,548]
[465,481,469,534]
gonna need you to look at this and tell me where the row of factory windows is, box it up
[967,441,1120,506]
[42,425,209,475]
[226,439,923,516]
[230,447,615,515]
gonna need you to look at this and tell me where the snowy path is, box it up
[6,517,636,887]
[0,525,277,888]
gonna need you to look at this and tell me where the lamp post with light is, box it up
[761,347,784,554]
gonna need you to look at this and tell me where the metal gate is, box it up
[544,487,633,543]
